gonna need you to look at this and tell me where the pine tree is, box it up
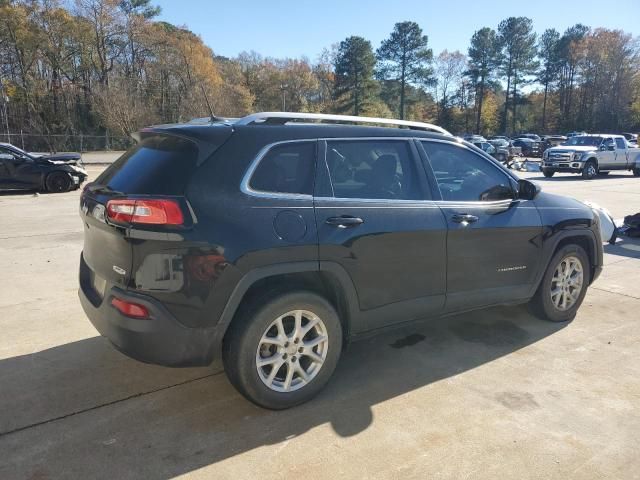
[377,21,432,119]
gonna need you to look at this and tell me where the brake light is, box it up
[111,297,150,319]
[106,199,184,225]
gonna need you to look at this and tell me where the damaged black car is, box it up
[0,142,88,192]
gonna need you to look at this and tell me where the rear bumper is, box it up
[79,255,218,367]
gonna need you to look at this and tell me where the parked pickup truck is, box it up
[541,134,640,179]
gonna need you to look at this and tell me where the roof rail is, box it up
[235,112,452,136]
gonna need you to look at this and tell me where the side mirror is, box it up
[518,179,540,200]
[608,144,615,151]
[599,145,607,151]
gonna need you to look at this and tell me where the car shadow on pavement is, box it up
[0,305,566,479]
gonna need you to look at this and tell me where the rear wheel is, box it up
[223,291,343,409]
[582,160,597,180]
[633,167,640,177]
[543,170,555,178]
[46,172,72,192]
[530,244,590,322]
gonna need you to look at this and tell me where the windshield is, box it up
[564,136,603,147]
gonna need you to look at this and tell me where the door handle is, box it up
[451,213,479,224]
[325,216,364,228]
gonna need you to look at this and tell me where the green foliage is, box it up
[0,2,638,146]
[377,21,433,119]
[333,36,378,115]
[497,17,538,133]
[467,27,499,133]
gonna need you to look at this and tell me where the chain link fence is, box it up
[0,132,135,153]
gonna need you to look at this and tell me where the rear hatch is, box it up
[80,133,212,295]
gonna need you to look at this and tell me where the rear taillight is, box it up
[106,199,184,226]
[111,297,150,319]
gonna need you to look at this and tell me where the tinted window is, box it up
[615,138,626,149]
[250,142,315,195]
[96,136,198,195]
[422,141,514,202]
[325,140,420,200]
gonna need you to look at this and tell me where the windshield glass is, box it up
[564,136,603,147]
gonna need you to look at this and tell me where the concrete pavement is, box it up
[1,166,639,479]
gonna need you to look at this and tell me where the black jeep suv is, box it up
[79,112,603,409]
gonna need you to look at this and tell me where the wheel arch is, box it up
[213,262,360,360]
[534,230,601,295]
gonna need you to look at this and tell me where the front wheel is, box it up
[45,171,72,192]
[582,161,597,180]
[223,291,343,409]
[529,244,590,322]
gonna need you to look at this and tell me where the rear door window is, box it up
[96,135,199,195]
[249,141,315,195]
[324,140,421,200]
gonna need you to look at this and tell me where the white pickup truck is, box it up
[541,134,640,179]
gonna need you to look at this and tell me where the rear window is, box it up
[96,135,198,195]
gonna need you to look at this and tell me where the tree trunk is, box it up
[502,59,512,134]
[354,69,359,116]
[541,81,548,132]
[512,75,518,133]
[475,74,485,134]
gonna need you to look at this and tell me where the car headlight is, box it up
[572,152,583,161]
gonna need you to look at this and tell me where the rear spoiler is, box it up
[131,124,234,165]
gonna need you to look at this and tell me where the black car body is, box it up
[79,113,603,409]
[0,143,87,192]
[512,138,544,158]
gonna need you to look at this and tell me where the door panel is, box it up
[439,200,542,310]
[315,139,447,333]
[614,138,628,169]
[599,138,616,169]
[419,140,543,312]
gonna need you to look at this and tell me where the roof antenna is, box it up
[200,85,222,122]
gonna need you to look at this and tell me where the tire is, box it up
[633,167,640,177]
[223,291,343,410]
[582,160,597,180]
[45,171,72,192]
[543,170,554,178]
[529,244,590,322]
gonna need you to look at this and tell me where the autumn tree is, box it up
[432,50,466,128]
[377,21,432,119]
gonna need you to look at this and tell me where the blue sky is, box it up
[154,0,638,60]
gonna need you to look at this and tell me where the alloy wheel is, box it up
[550,255,584,311]
[256,310,329,392]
